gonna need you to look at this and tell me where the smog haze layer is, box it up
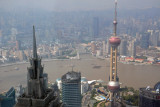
[0,0,160,11]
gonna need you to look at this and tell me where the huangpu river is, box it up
[0,54,160,92]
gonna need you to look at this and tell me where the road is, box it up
[82,92,91,107]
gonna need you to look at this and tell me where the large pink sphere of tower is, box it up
[107,81,120,92]
[113,20,117,24]
[109,36,121,46]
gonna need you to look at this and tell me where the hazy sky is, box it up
[0,0,160,11]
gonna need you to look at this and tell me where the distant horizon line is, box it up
[0,6,160,12]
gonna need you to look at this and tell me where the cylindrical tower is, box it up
[107,0,121,106]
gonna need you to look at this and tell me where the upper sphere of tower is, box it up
[109,36,121,46]
[113,20,117,24]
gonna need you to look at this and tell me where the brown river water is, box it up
[0,54,160,92]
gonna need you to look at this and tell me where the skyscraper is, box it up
[107,0,121,107]
[92,17,99,39]
[0,87,15,107]
[151,31,159,47]
[16,40,21,51]
[15,26,63,107]
[148,30,159,47]
[91,41,97,55]
[129,40,136,58]
[102,41,106,56]
[119,40,127,56]
[139,82,160,107]
[61,71,81,107]
[140,33,149,49]
[158,31,160,46]
[106,39,111,55]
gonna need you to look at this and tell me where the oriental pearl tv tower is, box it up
[107,0,121,107]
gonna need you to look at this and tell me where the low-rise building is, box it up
[81,81,88,94]
[15,84,24,102]
[125,57,134,62]
[135,58,144,63]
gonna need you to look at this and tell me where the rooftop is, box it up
[61,71,81,83]
[140,88,160,100]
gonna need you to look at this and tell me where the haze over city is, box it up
[0,0,160,107]
[0,0,160,11]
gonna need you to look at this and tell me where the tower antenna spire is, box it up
[33,25,38,59]
[113,0,118,36]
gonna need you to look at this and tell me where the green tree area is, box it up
[94,83,102,88]
[62,50,77,57]
[93,101,101,107]
[100,102,105,107]
[121,87,139,106]
[136,55,147,59]
[62,50,72,55]
[68,51,77,57]
[91,89,97,100]
[56,56,69,59]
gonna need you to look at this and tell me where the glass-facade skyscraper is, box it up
[0,87,15,107]
[61,71,81,107]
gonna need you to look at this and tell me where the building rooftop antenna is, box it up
[113,0,118,37]
[33,25,38,59]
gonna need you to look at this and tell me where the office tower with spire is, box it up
[15,26,63,107]
[107,0,121,107]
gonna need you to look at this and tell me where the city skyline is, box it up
[0,0,160,106]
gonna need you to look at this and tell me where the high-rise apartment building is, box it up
[152,32,159,47]
[120,40,127,56]
[91,41,97,55]
[16,40,21,51]
[140,33,149,49]
[102,41,106,56]
[61,71,81,107]
[148,30,159,47]
[106,39,111,55]
[129,40,136,57]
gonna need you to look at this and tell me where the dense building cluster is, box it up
[0,0,160,107]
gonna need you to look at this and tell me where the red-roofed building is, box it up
[125,57,134,62]
[135,58,144,63]
[146,61,153,64]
